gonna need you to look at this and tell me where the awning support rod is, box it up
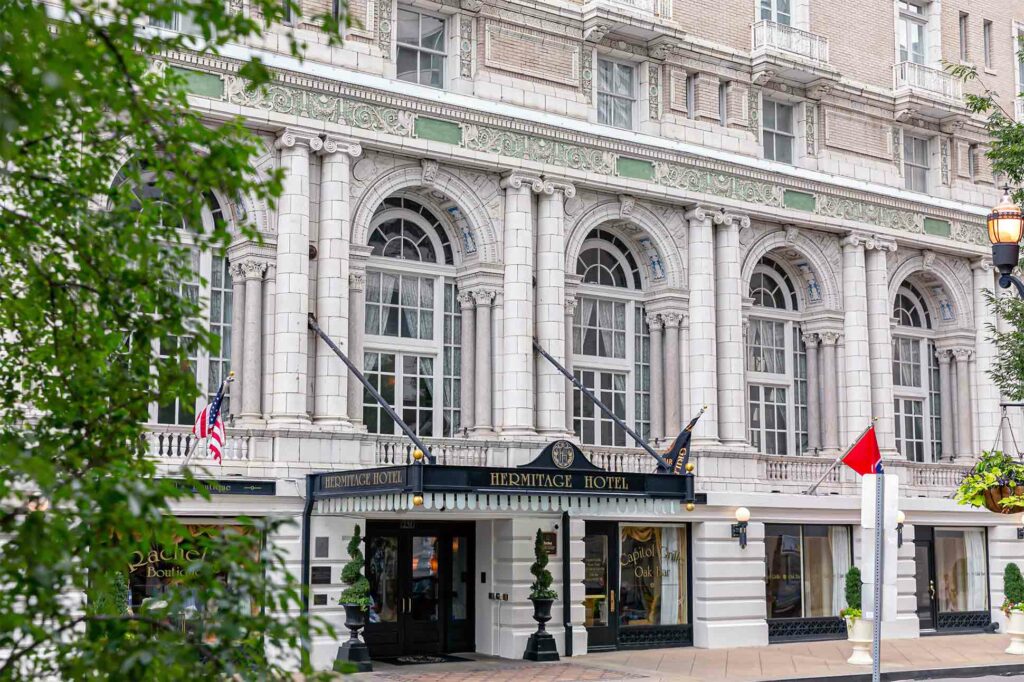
[533,338,670,472]
[308,313,435,464]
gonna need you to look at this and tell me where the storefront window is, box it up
[619,526,688,627]
[367,536,399,624]
[935,528,988,613]
[765,524,851,619]
[584,534,610,627]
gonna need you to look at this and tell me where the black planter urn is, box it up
[523,597,560,662]
[334,603,373,673]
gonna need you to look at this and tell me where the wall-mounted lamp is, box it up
[1017,515,1024,540]
[896,510,905,548]
[732,507,750,549]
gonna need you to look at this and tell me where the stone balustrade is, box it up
[893,61,963,101]
[751,21,830,64]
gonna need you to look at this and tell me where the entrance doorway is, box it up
[914,527,938,631]
[363,521,475,658]
[914,526,991,632]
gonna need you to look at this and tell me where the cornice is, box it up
[165,50,988,251]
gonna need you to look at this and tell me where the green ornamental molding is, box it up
[171,66,224,98]
[198,72,986,247]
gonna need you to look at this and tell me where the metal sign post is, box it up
[871,474,885,682]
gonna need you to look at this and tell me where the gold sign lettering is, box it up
[485,471,630,492]
[322,469,405,491]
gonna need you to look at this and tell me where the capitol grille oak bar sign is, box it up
[312,440,698,502]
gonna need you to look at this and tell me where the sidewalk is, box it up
[350,633,1024,681]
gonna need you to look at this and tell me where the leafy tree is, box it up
[1005,563,1024,612]
[0,0,348,677]
[840,566,862,619]
[339,525,371,609]
[529,529,557,600]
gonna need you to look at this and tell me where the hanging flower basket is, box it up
[955,451,1024,515]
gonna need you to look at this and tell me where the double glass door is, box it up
[363,521,474,658]
[915,526,990,632]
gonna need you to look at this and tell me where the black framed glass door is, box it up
[914,529,937,631]
[583,521,618,650]
[363,521,474,658]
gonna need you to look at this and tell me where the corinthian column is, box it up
[820,330,841,452]
[713,211,750,446]
[802,332,821,453]
[663,312,683,436]
[472,289,496,435]
[270,129,321,424]
[936,348,954,460]
[458,291,476,432]
[841,234,871,444]
[237,258,268,421]
[865,236,897,455]
[686,206,719,445]
[500,171,542,435]
[228,261,246,417]
[647,313,665,441]
[536,179,574,435]
[313,137,361,426]
[345,269,367,427]
[972,260,1001,451]
[954,347,975,461]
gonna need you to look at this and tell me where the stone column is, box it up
[473,289,496,435]
[865,236,897,454]
[313,137,361,426]
[802,332,821,453]
[841,234,872,444]
[500,171,542,435]
[686,206,719,444]
[459,291,476,433]
[937,349,954,460]
[713,211,750,446]
[647,313,665,442]
[565,295,578,433]
[345,271,366,426]
[820,331,841,452]
[536,180,574,435]
[239,260,267,421]
[261,263,276,418]
[228,261,247,417]
[663,313,683,436]
[270,129,320,424]
[973,260,1001,451]
[954,347,975,461]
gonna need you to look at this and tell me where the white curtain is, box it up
[964,529,988,611]
[659,528,681,625]
[829,526,852,615]
[598,300,614,357]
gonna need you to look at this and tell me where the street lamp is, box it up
[989,186,1024,297]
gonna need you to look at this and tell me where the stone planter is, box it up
[523,597,559,662]
[334,603,372,673]
[845,616,873,665]
[1006,610,1024,655]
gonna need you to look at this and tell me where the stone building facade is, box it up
[132,0,1024,669]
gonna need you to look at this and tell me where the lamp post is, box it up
[989,186,1024,297]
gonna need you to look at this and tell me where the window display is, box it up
[765,524,851,619]
[618,526,688,627]
[935,528,988,613]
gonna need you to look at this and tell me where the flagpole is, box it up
[872,471,885,682]
[804,422,874,495]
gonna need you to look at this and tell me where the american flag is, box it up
[192,374,230,463]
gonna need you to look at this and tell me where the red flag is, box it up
[841,425,883,476]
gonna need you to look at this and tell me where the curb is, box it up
[771,662,1024,681]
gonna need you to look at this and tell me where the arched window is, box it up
[115,165,233,426]
[362,196,461,437]
[892,282,940,462]
[572,229,649,446]
[746,257,807,455]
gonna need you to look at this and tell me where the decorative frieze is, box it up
[653,163,784,207]
[815,195,920,233]
[463,125,615,174]
[377,0,393,58]
[648,64,660,121]
[459,16,474,79]
[748,86,761,142]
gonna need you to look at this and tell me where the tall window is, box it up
[363,196,460,437]
[958,13,969,62]
[572,230,648,446]
[765,524,852,620]
[597,59,635,129]
[1018,30,1024,95]
[746,258,806,455]
[892,283,939,462]
[396,8,446,88]
[763,100,795,164]
[759,0,791,25]
[898,1,927,65]
[718,81,729,126]
[983,20,993,69]
[904,135,929,192]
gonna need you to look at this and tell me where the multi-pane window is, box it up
[396,8,446,88]
[899,1,927,65]
[363,197,459,437]
[597,59,635,129]
[762,100,795,164]
[208,257,233,411]
[959,13,969,62]
[759,0,791,25]
[747,258,805,456]
[572,231,647,447]
[904,135,930,192]
[892,283,939,462]
[983,20,993,69]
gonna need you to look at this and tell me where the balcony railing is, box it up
[751,21,829,65]
[144,425,251,461]
[894,61,963,101]
[592,0,671,17]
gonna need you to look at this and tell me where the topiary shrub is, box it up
[339,525,371,609]
[529,529,557,601]
[1004,563,1024,614]
[840,566,862,620]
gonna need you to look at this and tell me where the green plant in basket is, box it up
[954,451,1024,510]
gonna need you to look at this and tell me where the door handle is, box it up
[929,580,936,599]
[610,590,615,612]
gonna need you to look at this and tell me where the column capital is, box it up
[645,312,664,331]
[319,136,362,158]
[565,295,578,316]
[539,177,576,198]
[840,233,866,250]
[470,288,497,306]
[844,231,896,252]
[972,257,996,273]
[935,347,953,364]
[239,258,269,281]
[712,210,751,230]
[951,347,975,362]
[801,331,820,347]
[349,271,366,292]
[684,205,713,224]
[457,291,476,311]
[662,311,685,328]
[274,128,323,151]
[500,170,544,192]
[819,329,842,345]
[229,261,246,283]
